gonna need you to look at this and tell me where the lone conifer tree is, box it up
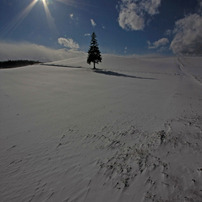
[87,32,102,69]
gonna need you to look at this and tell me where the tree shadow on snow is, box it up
[93,68,156,80]
[41,63,82,68]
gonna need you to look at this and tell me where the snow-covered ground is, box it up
[0,55,202,202]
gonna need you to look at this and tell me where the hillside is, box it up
[0,55,202,202]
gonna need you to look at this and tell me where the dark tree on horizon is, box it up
[87,32,102,69]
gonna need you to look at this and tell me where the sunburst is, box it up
[1,0,38,36]
[1,0,57,37]
[41,0,58,34]
[56,0,91,10]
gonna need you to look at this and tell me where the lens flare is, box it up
[41,0,58,34]
[1,0,57,37]
[1,0,38,36]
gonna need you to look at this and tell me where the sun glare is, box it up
[1,0,57,36]
[1,0,38,36]
[41,0,58,34]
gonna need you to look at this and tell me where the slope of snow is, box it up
[0,55,202,202]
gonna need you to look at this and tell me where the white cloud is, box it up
[58,37,79,50]
[170,14,202,55]
[70,13,74,19]
[118,2,145,30]
[0,41,84,62]
[148,38,169,49]
[90,19,96,27]
[118,0,162,31]
[142,0,162,15]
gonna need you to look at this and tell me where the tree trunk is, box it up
[93,62,95,69]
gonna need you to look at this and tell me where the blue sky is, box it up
[0,0,202,56]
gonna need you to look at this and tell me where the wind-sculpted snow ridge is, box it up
[78,115,202,201]
[46,115,202,201]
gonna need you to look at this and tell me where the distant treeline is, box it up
[0,60,41,68]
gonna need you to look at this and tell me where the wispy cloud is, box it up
[124,46,128,54]
[84,33,91,37]
[198,0,202,7]
[170,14,202,55]
[90,19,96,27]
[0,41,83,62]
[165,29,172,36]
[148,38,169,49]
[58,37,79,50]
[118,0,162,31]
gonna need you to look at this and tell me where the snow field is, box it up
[0,55,202,201]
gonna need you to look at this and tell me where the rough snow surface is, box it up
[0,55,202,201]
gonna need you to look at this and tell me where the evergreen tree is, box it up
[87,32,102,69]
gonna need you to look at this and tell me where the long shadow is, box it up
[41,63,82,68]
[41,64,156,80]
[94,69,156,80]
